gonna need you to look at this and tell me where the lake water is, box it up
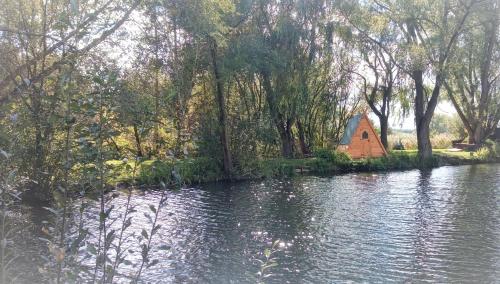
[8,164,500,283]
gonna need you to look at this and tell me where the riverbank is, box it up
[105,147,500,187]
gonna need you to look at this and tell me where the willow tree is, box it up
[445,0,500,144]
[347,9,406,150]
[402,0,476,160]
[172,0,236,176]
[293,0,362,154]
[342,0,476,161]
[356,47,396,149]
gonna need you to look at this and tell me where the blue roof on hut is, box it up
[340,114,363,145]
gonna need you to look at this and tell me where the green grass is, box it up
[394,148,496,161]
[103,146,499,187]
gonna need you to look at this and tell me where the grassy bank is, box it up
[104,144,499,187]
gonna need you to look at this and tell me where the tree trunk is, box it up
[261,71,295,158]
[473,127,483,145]
[174,116,182,157]
[278,120,294,158]
[33,119,44,182]
[133,124,143,157]
[153,17,160,155]
[379,116,389,150]
[467,124,486,145]
[296,119,309,155]
[210,38,232,177]
[413,70,434,161]
[416,122,432,160]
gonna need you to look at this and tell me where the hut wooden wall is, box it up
[341,116,386,159]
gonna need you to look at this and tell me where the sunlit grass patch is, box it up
[103,146,499,187]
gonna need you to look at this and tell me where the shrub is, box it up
[354,151,429,171]
[137,157,222,186]
[308,148,352,173]
[313,148,351,165]
[363,158,388,171]
[138,160,174,185]
[476,140,499,161]
[175,157,222,184]
[313,148,335,160]
[385,152,418,169]
[258,158,298,177]
[309,157,338,173]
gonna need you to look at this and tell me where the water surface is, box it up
[10,164,500,283]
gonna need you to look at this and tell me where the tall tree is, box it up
[173,0,235,176]
[0,0,140,186]
[356,40,400,149]
[445,0,500,144]
[342,0,476,161]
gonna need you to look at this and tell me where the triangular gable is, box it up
[357,113,388,155]
[339,113,387,156]
[340,114,362,145]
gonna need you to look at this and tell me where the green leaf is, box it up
[149,205,157,213]
[152,224,161,234]
[141,244,148,260]
[88,244,97,255]
[106,230,115,244]
[124,217,132,229]
[141,229,149,240]
[158,245,170,251]
[147,259,159,268]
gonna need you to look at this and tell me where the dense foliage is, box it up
[0,1,499,282]
[0,0,498,193]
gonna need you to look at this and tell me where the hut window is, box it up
[362,131,369,140]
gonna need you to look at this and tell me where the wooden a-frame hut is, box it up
[337,113,387,159]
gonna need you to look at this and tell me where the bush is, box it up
[385,152,418,169]
[137,157,222,185]
[309,157,338,173]
[176,157,222,184]
[476,140,499,161]
[138,160,174,185]
[258,158,300,177]
[308,148,352,173]
[313,148,351,165]
[354,151,437,171]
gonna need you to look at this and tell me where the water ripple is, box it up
[9,164,500,283]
